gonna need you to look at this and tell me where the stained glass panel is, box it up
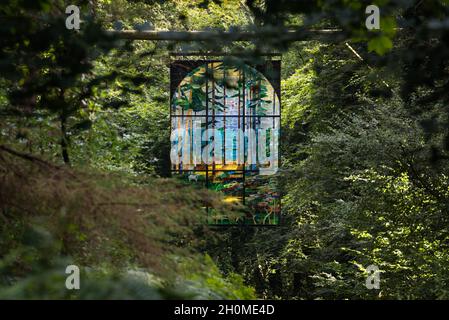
[170,60,281,225]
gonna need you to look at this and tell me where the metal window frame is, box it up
[170,58,282,226]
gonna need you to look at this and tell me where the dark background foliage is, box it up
[1,0,449,299]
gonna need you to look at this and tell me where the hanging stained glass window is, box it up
[170,59,281,225]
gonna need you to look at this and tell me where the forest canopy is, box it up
[1,0,449,300]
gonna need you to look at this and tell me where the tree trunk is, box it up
[60,90,70,165]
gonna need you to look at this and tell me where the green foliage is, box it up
[174,255,256,299]
[0,225,252,299]
[2,0,449,301]
[0,147,252,299]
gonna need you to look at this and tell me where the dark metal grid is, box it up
[170,60,281,226]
